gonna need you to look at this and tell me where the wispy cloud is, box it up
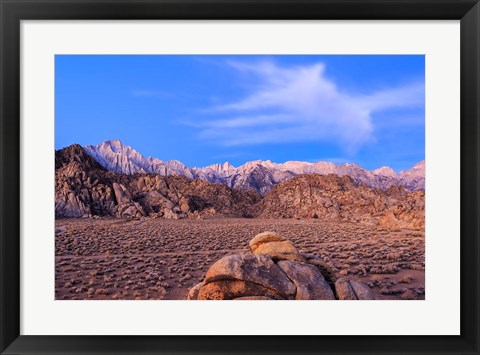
[193,60,424,154]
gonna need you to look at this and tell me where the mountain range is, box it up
[55,144,424,229]
[84,140,425,194]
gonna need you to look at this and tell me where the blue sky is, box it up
[55,55,424,171]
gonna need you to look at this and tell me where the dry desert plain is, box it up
[55,217,425,300]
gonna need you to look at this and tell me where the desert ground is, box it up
[55,218,425,300]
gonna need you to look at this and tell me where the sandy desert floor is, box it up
[55,218,425,300]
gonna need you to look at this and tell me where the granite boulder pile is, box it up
[188,232,375,300]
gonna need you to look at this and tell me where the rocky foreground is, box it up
[55,218,425,300]
[55,145,425,301]
[188,231,374,300]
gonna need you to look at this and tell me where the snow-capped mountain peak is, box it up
[373,166,397,178]
[81,140,425,193]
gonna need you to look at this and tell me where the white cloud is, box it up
[195,60,424,154]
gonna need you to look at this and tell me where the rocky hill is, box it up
[56,144,424,229]
[55,145,261,219]
[84,140,425,194]
[255,174,424,229]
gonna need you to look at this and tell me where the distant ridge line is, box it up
[81,139,425,194]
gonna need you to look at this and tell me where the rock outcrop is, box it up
[56,144,424,230]
[55,144,115,218]
[188,232,375,300]
[55,144,261,219]
[256,174,424,229]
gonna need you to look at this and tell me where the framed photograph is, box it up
[1,0,479,354]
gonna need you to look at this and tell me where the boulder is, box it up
[138,190,173,214]
[277,260,335,300]
[188,232,374,301]
[197,280,287,300]
[302,254,338,284]
[59,192,90,217]
[249,231,285,252]
[187,282,203,300]
[203,253,296,299]
[334,278,357,300]
[112,182,132,204]
[233,296,275,300]
[252,240,305,262]
[335,278,375,300]
[350,280,375,300]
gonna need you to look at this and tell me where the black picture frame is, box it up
[1,0,479,354]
